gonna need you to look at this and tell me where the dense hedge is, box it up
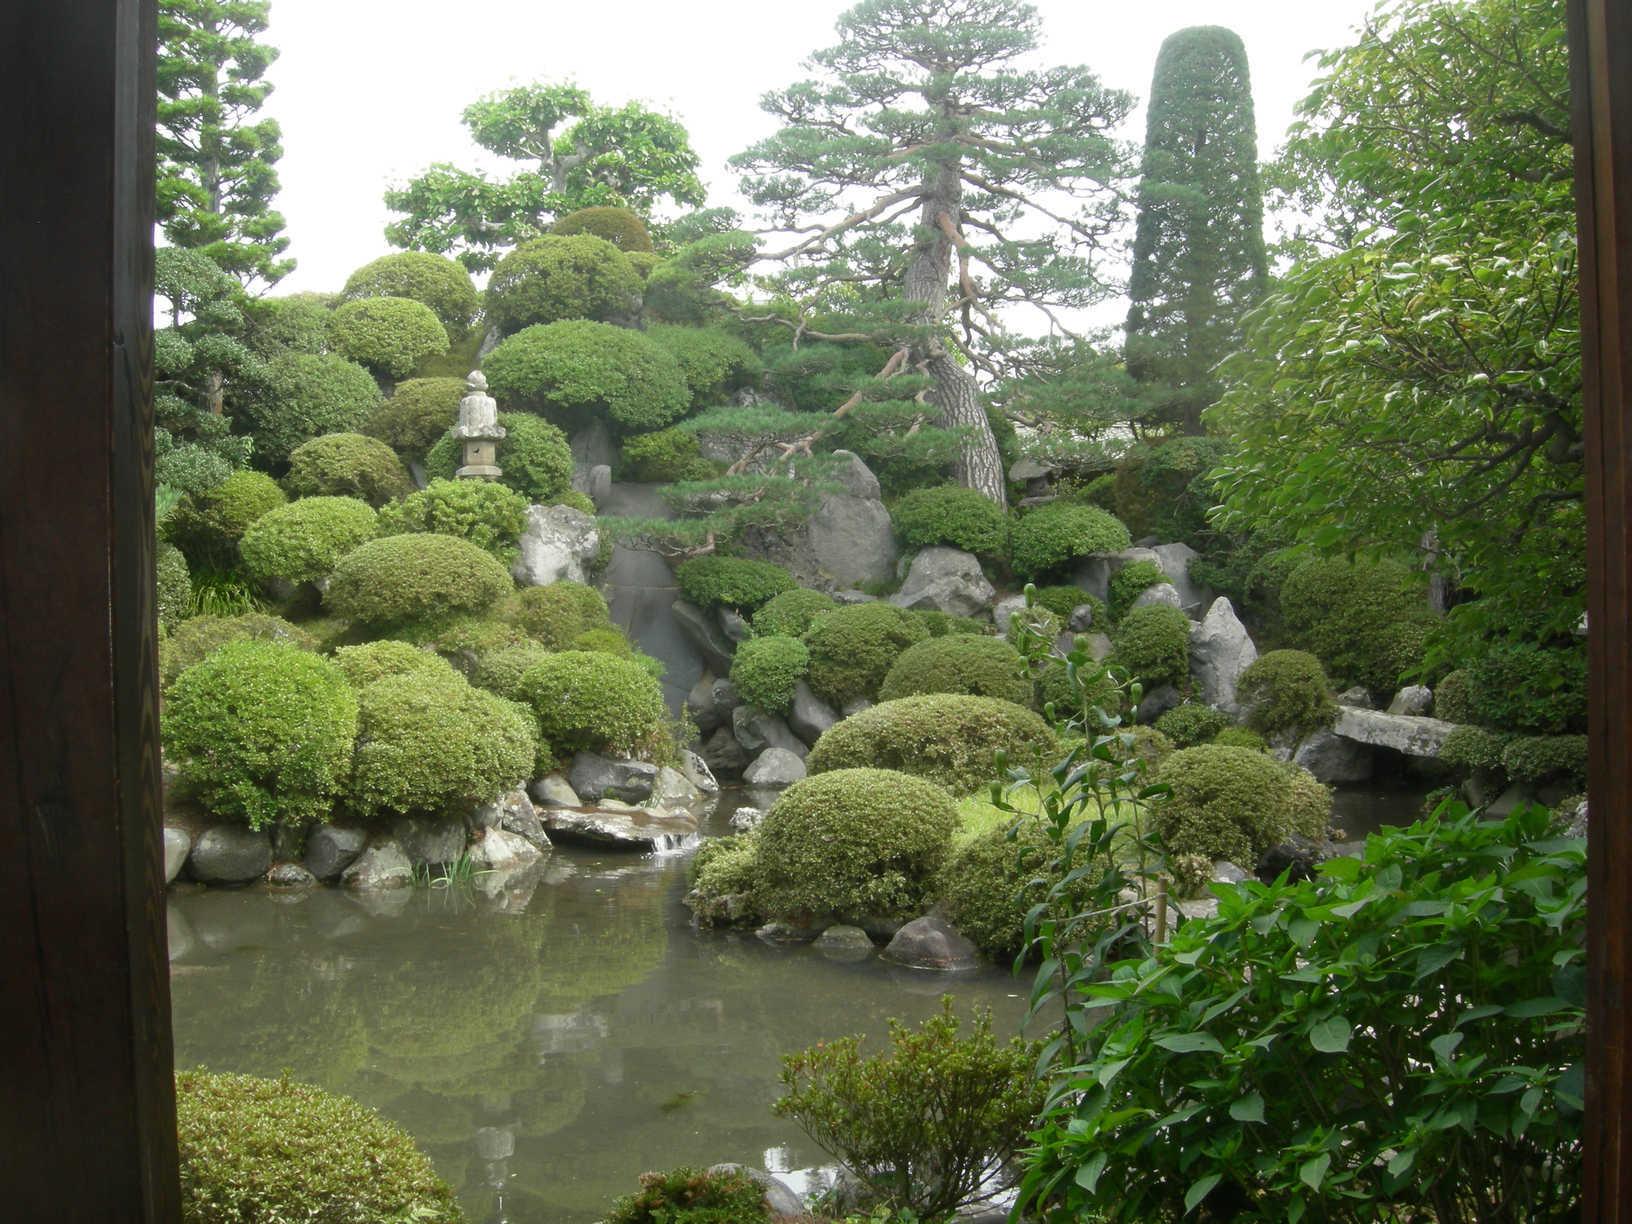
[330,639,457,689]
[484,320,689,431]
[156,542,192,633]
[341,251,480,336]
[1465,642,1588,735]
[807,694,1056,795]
[1111,605,1191,690]
[176,1071,462,1224]
[1107,559,1170,622]
[499,581,611,649]
[327,296,449,380]
[231,350,383,466]
[470,641,555,701]
[891,486,1011,557]
[239,495,378,586]
[730,635,810,714]
[754,768,957,920]
[1434,669,1477,724]
[423,411,576,503]
[645,325,763,408]
[1279,555,1436,694]
[675,555,795,611]
[1153,744,1298,866]
[801,602,931,706]
[752,588,838,638]
[377,478,528,557]
[1238,649,1338,739]
[284,433,414,507]
[163,640,358,830]
[518,651,668,759]
[485,234,642,334]
[551,205,654,252]
[1010,504,1132,580]
[879,634,1031,706]
[326,534,514,628]
[1154,702,1232,748]
[163,469,287,568]
[1502,734,1589,786]
[349,668,537,820]
[158,612,316,691]
[363,377,466,456]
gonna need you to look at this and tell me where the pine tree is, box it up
[1125,26,1267,436]
[157,0,293,291]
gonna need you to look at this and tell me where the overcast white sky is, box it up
[261,0,1383,306]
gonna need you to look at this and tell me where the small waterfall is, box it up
[650,830,702,856]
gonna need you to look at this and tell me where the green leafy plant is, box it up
[326,533,514,628]
[377,478,528,558]
[752,588,838,638]
[1010,504,1131,580]
[158,611,316,691]
[730,635,810,714]
[1278,555,1437,695]
[229,350,383,466]
[550,205,654,252]
[1154,701,1231,748]
[676,555,795,611]
[646,324,763,409]
[1110,604,1191,690]
[341,251,480,337]
[1237,648,1338,740]
[162,468,287,569]
[327,295,449,380]
[1153,744,1301,866]
[1502,734,1588,786]
[499,580,612,649]
[1466,641,1588,734]
[1434,668,1478,724]
[619,426,716,483]
[518,650,668,759]
[363,376,466,456]
[239,495,378,586]
[423,411,575,504]
[284,432,415,507]
[802,602,931,706]
[187,569,266,618]
[1029,584,1105,629]
[890,487,1011,558]
[330,639,457,690]
[469,641,554,701]
[156,542,193,633]
[484,233,642,334]
[484,318,689,431]
[879,634,1031,706]
[602,1166,769,1224]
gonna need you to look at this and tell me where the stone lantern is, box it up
[453,370,505,480]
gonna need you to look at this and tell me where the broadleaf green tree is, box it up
[156,0,293,289]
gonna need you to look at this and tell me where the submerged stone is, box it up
[881,915,981,972]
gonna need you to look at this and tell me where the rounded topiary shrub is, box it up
[752,588,838,638]
[349,668,537,819]
[243,291,333,356]
[499,581,612,649]
[471,641,554,701]
[162,469,287,568]
[331,639,457,689]
[156,541,192,633]
[801,601,931,706]
[363,377,466,456]
[231,350,383,466]
[1212,726,1267,751]
[1010,504,1131,580]
[1111,605,1191,690]
[1154,702,1232,748]
[175,1070,462,1224]
[519,651,668,759]
[890,487,1011,558]
[1107,559,1170,622]
[163,639,358,830]
[1153,744,1297,867]
[807,694,1056,796]
[484,319,689,432]
[913,609,993,639]
[326,534,514,628]
[1434,668,1477,725]
[753,768,958,921]
[675,555,795,612]
[879,634,1031,706]
[730,635,810,714]
[377,478,528,557]
[551,205,655,253]
[327,296,450,381]
[938,822,1091,963]
[645,324,763,408]
[341,251,480,337]
[1030,584,1106,628]
[284,432,415,507]
[239,495,378,586]
[159,612,316,691]
[1283,762,1333,840]
[1279,555,1436,694]
[485,234,642,334]
[619,426,716,483]
[424,411,575,504]
[1502,734,1589,786]
[1238,649,1338,739]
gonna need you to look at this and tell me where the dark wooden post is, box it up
[1572,0,1632,1217]
[0,1,180,1218]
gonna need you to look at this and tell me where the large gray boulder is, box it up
[828,449,882,500]
[733,705,808,758]
[702,725,750,778]
[1189,597,1258,715]
[787,681,839,746]
[1152,541,1210,613]
[542,806,698,852]
[743,746,807,789]
[391,815,466,867]
[681,750,720,795]
[1131,581,1183,614]
[303,824,369,882]
[882,914,981,972]
[163,826,191,885]
[1333,705,1457,758]
[718,605,752,644]
[467,827,542,869]
[889,547,995,618]
[1387,685,1434,717]
[530,774,581,809]
[1072,547,1161,601]
[189,825,271,884]
[568,753,658,803]
[806,491,898,588]
[651,765,704,809]
[1293,729,1375,785]
[470,786,536,833]
[511,503,599,587]
[341,837,413,889]
[673,600,737,676]
[686,674,741,734]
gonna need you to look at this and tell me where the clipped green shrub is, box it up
[377,478,528,557]
[1107,559,1170,622]
[1154,744,1298,866]
[327,296,449,381]
[1155,702,1232,748]
[163,640,358,830]
[619,426,715,482]
[646,324,763,408]
[470,641,554,701]
[730,635,810,714]
[802,602,931,706]
[392,614,532,672]
[1212,726,1267,751]
[341,251,480,336]
[485,234,642,334]
[690,831,764,920]
[284,432,414,507]
[1502,735,1589,786]
[751,588,837,638]
[423,411,575,503]
[1279,555,1436,694]
[1010,504,1131,580]
[363,377,465,456]
[879,635,1031,706]
[676,555,795,611]
[231,350,383,466]
[176,1071,462,1224]
[1283,762,1334,840]
[239,495,378,586]
[1110,605,1191,690]
[571,626,661,682]
[242,291,333,356]
[156,542,192,633]
[326,534,514,628]
[163,469,287,568]
[518,651,668,759]
[499,581,611,649]
[890,486,1010,557]
[1441,724,1511,772]
[331,639,456,689]
[159,612,316,691]
[754,768,957,919]
[1238,649,1338,739]
[939,822,1092,962]
[1466,641,1588,734]
[484,319,689,431]
[1111,436,1227,541]
[808,694,1056,795]
[349,668,537,819]
[1434,668,1478,725]
[551,205,654,252]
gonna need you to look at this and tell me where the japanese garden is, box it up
[151,0,1586,1220]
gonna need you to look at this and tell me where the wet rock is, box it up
[787,681,838,746]
[267,862,316,889]
[1256,836,1330,885]
[473,787,536,834]
[391,815,466,867]
[341,838,413,890]
[840,697,873,719]
[889,547,995,618]
[744,747,807,789]
[542,806,698,852]
[827,450,882,500]
[681,750,720,795]
[568,752,658,803]
[882,915,981,971]
[729,805,765,830]
[1387,685,1434,717]
[189,825,272,884]
[1212,860,1251,885]
[686,674,741,734]
[707,1164,806,1221]
[673,599,737,676]
[530,774,581,809]
[1487,782,1538,818]
[500,803,551,850]
[468,827,542,869]
[1067,603,1098,632]
[813,924,875,960]
[1337,686,1374,708]
[702,725,750,779]
[1189,597,1258,715]
[651,765,704,809]
[303,824,368,882]
[1560,797,1589,839]
[163,826,191,885]
[718,606,752,644]
[570,419,617,483]
[1293,729,1375,785]
[1082,631,1114,662]
[733,705,807,758]
[756,920,822,945]
[1333,705,1456,758]
[1131,581,1183,614]
[512,503,599,587]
